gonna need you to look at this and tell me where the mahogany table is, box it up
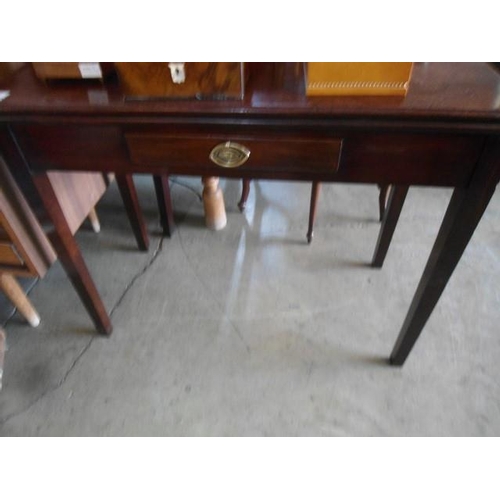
[1,62,499,365]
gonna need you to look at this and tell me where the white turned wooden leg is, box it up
[88,207,101,233]
[0,273,41,327]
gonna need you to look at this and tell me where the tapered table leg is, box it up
[115,174,149,251]
[32,172,112,335]
[378,184,390,221]
[153,175,175,237]
[390,140,500,365]
[307,182,321,244]
[372,185,409,268]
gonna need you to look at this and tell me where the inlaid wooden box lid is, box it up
[306,62,413,96]
[114,62,246,100]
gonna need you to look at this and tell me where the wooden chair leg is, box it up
[238,179,251,211]
[372,185,409,268]
[153,175,175,237]
[0,273,41,327]
[115,174,149,251]
[378,184,390,221]
[87,207,101,233]
[307,182,321,244]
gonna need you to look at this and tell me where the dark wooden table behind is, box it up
[1,62,499,365]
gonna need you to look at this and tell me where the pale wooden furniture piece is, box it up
[0,157,56,325]
[0,158,57,277]
[43,171,108,235]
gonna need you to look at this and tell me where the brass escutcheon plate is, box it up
[209,141,251,168]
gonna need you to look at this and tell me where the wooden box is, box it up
[306,62,413,96]
[32,62,114,81]
[114,62,246,100]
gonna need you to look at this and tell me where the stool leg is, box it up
[307,182,321,244]
[87,207,101,233]
[202,177,227,230]
[238,179,251,212]
[0,273,41,327]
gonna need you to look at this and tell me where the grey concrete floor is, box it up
[0,176,499,436]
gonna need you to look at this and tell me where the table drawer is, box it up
[125,133,343,175]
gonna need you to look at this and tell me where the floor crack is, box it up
[0,236,165,429]
[108,236,164,317]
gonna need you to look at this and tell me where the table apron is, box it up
[10,124,486,187]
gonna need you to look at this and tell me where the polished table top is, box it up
[1,63,500,132]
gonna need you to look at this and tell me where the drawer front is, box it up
[0,213,33,275]
[0,242,24,267]
[125,131,483,186]
[125,133,343,175]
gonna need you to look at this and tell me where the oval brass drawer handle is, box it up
[209,141,251,168]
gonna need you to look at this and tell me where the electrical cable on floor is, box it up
[169,177,203,201]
